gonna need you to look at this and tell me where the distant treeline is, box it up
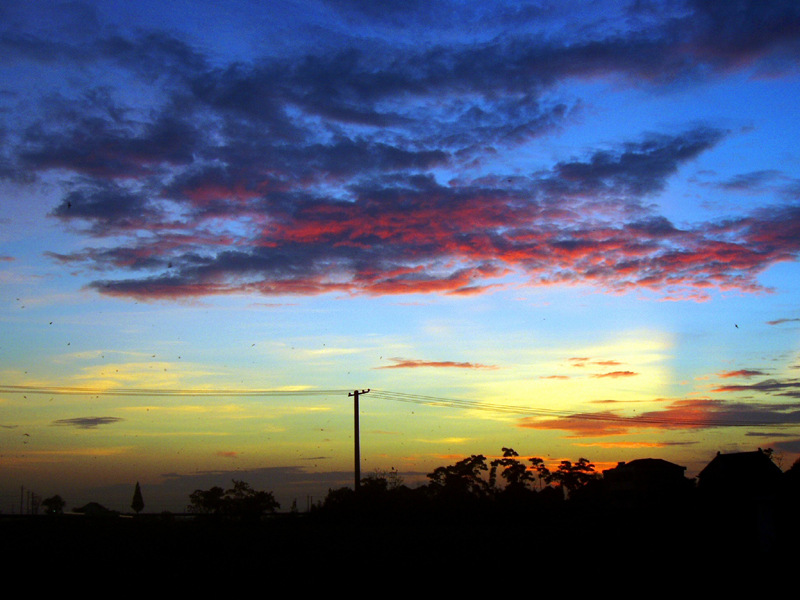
[9,448,800,572]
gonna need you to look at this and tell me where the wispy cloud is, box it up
[51,416,124,429]
[717,369,767,378]
[591,371,639,378]
[376,358,498,370]
[568,358,591,366]
[710,377,800,398]
[518,398,800,437]
[767,318,800,326]
[569,357,625,368]
[574,441,697,449]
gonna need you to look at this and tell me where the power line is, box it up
[368,389,798,429]
[0,384,349,397]
[2,383,796,428]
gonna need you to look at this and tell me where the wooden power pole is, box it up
[349,389,370,491]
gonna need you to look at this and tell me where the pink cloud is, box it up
[518,398,800,437]
[591,371,638,378]
[376,358,498,370]
[717,369,767,378]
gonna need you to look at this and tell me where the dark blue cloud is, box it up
[52,416,124,429]
[0,1,797,300]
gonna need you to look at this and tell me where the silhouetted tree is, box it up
[490,447,536,495]
[188,480,279,519]
[188,485,226,514]
[225,479,280,518]
[366,467,404,490]
[318,468,419,517]
[427,454,491,500]
[320,486,356,512]
[41,495,65,515]
[360,472,390,494]
[530,457,551,490]
[131,481,144,514]
[548,457,600,497]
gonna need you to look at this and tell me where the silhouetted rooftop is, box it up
[698,449,783,492]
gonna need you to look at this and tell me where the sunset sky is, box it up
[2,0,800,513]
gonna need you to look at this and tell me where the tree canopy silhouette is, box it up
[188,480,279,519]
[546,457,600,495]
[427,454,492,501]
[42,495,65,515]
[490,447,536,495]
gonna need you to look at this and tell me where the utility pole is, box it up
[349,389,370,491]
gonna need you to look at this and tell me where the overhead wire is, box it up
[0,384,349,397]
[2,383,796,428]
[366,389,797,429]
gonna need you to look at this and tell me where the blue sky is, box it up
[2,0,800,512]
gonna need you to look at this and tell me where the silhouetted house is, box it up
[73,502,118,518]
[697,449,783,552]
[697,449,782,501]
[602,458,692,508]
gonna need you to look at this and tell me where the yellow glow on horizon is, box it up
[117,430,235,437]
[415,437,472,445]
[465,330,676,412]
[122,404,250,415]
[68,361,214,389]
[575,441,678,449]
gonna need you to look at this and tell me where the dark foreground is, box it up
[4,500,798,580]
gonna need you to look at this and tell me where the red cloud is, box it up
[568,358,625,369]
[28,22,799,305]
[568,357,591,366]
[517,398,800,437]
[717,369,767,378]
[518,412,635,437]
[74,171,800,301]
[767,318,800,326]
[591,371,638,378]
[376,358,498,370]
